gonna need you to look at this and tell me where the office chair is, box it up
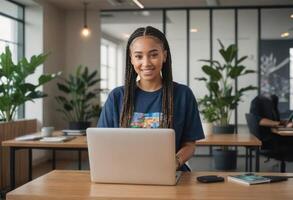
[246,112,293,172]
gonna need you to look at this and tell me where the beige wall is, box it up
[65,10,101,76]
[22,1,101,163]
[41,4,101,130]
[42,1,66,130]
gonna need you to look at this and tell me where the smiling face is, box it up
[130,36,167,84]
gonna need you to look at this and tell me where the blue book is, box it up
[228,173,271,185]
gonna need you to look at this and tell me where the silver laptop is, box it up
[86,128,181,185]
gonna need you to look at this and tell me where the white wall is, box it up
[24,1,46,165]
[24,1,43,130]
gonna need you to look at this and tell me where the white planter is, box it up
[202,122,213,136]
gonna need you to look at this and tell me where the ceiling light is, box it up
[132,0,144,9]
[281,32,290,38]
[190,28,198,33]
[81,2,90,38]
[290,14,293,19]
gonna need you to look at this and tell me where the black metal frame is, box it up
[9,147,87,190]
[257,8,261,95]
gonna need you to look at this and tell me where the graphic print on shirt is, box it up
[130,112,162,128]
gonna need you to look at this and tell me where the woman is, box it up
[98,26,204,171]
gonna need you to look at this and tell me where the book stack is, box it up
[62,129,86,136]
[40,136,75,143]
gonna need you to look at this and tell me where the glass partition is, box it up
[261,8,293,114]
[165,10,187,84]
[212,9,236,124]
[189,10,210,99]
[237,9,258,125]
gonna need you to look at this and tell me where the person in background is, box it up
[251,95,292,128]
[98,26,204,171]
[250,94,293,150]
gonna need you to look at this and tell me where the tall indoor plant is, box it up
[0,46,60,121]
[55,65,103,130]
[196,39,257,133]
[195,40,257,170]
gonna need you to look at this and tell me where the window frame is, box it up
[0,0,25,119]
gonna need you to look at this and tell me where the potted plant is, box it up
[195,39,257,134]
[55,65,103,130]
[0,47,60,121]
[0,46,60,188]
[198,98,218,136]
[195,40,257,170]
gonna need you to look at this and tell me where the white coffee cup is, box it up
[41,126,54,137]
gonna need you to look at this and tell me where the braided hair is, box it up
[119,26,174,128]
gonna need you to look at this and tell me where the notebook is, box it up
[228,173,271,185]
[86,128,180,185]
[15,134,42,141]
[39,136,75,142]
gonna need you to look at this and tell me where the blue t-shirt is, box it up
[98,82,205,171]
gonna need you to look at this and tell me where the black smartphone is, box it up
[197,175,225,183]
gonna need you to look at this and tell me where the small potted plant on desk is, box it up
[55,65,103,131]
[195,40,257,170]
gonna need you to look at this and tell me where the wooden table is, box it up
[2,131,262,191]
[196,133,262,172]
[6,170,293,200]
[2,131,87,190]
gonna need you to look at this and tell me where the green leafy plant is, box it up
[55,65,103,123]
[195,40,257,126]
[0,46,60,121]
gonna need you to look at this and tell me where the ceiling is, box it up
[16,0,293,10]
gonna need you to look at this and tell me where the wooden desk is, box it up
[2,131,87,190]
[6,170,293,200]
[196,133,262,172]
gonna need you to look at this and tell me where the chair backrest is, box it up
[245,113,261,140]
[250,95,280,121]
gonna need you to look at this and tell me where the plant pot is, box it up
[213,148,237,170]
[69,121,91,130]
[202,122,213,136]
[213,125,235,134]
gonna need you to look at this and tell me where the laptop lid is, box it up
[86,128,177,185]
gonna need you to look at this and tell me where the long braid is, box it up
[120,26,173,128]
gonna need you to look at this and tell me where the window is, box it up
[0,0,25,118]
[100,38,123,104]
[289,48,293,110]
